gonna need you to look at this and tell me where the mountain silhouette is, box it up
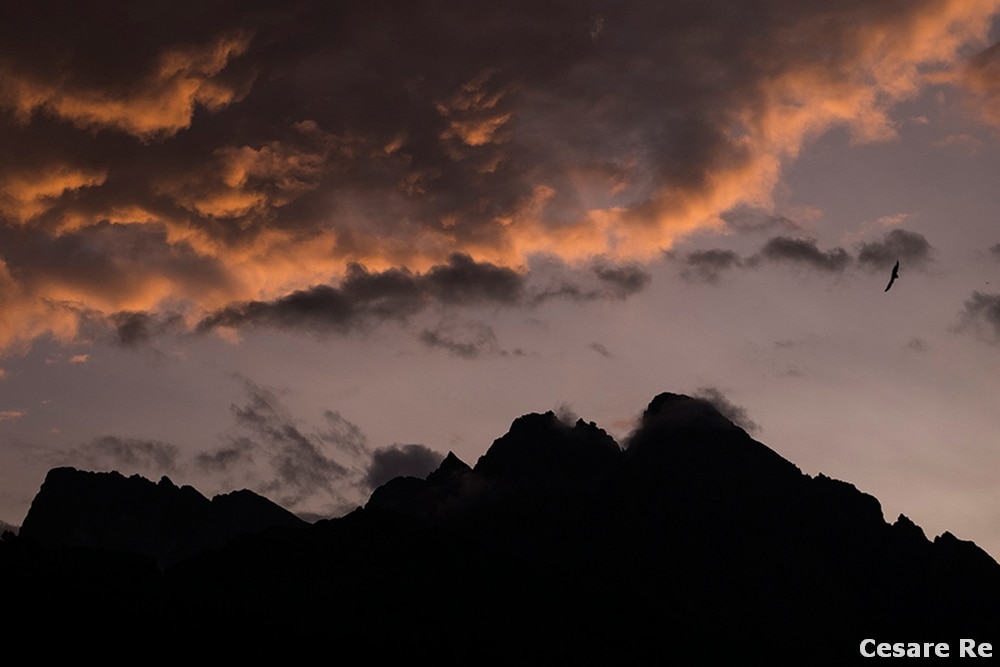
[3,393,997,661]
[18,467,304,566]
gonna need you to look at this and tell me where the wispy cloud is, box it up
[0,409,25,423]
[694,387,760,434]
[52,435,180,475]
[956,291,1000,344]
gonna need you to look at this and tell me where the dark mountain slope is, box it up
[18,467,305,566]
[3,393,998,661]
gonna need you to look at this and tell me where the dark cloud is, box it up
[678,248,742,284]
[677,231,927,284]
[340,264,426,319]
[677,237,852,282]
[957,291,1000,344]
[197,253,525,336]
[363,444,445,490]
[750,237,850,273]
[857,229,933,271]
[693,387,760,434]
[990,243,1000,260]
[529,283,601,304]
[592,263,652,298]
[419,321,500,359]
[197,285,357,334]
[112,311,153,347]
[424,254,524,305]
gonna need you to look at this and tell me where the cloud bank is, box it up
[0,0,996,351]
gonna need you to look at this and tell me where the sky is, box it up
[2,0,1000,555]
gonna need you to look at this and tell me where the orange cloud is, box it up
[942,37,1000,127]
[0,259,82,352]
[0,33,251,139]
[159,122,332,220]
[0,165,106,223]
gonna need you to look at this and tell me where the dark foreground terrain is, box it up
[3,393,998,662]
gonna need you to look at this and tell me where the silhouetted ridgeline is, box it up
[2,393,998,661]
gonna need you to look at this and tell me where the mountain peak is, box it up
[19,466,303,565]
[473,410,620,484]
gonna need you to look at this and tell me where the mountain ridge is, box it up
[3,391,997,660]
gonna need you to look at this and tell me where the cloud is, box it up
[693,387,760,434]
[529,259,652,304]
[720,207,801,234]
[196,253,650,341]
[678,229,932,283]
[857,229,933,271]
[197,284,359,335]
[947,40,1000,129]
[226,381,357,508]
[0,1,997,353]
[957,291,1000,344]
[0,30,252,139]
[419,320,501,359]
[749,237,851,273]
[990,243,1000,260]
[423,254,524,305]
[195,254,527,338]
[592,263,652,298]
[678,249,743,284]
[55,435,180,475]
[363,444,445,490]
[194,439,254,472]
[112,311,154,347]
[589,342,613,358]
[0,409,25,423]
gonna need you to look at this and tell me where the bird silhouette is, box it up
[884,260,899,292]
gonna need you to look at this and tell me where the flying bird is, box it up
[884,260,899,292]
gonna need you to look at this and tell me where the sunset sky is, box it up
[3,0,1000,556]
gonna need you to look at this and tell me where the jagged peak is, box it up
[473,409,620,482]
[428,451,472,481]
